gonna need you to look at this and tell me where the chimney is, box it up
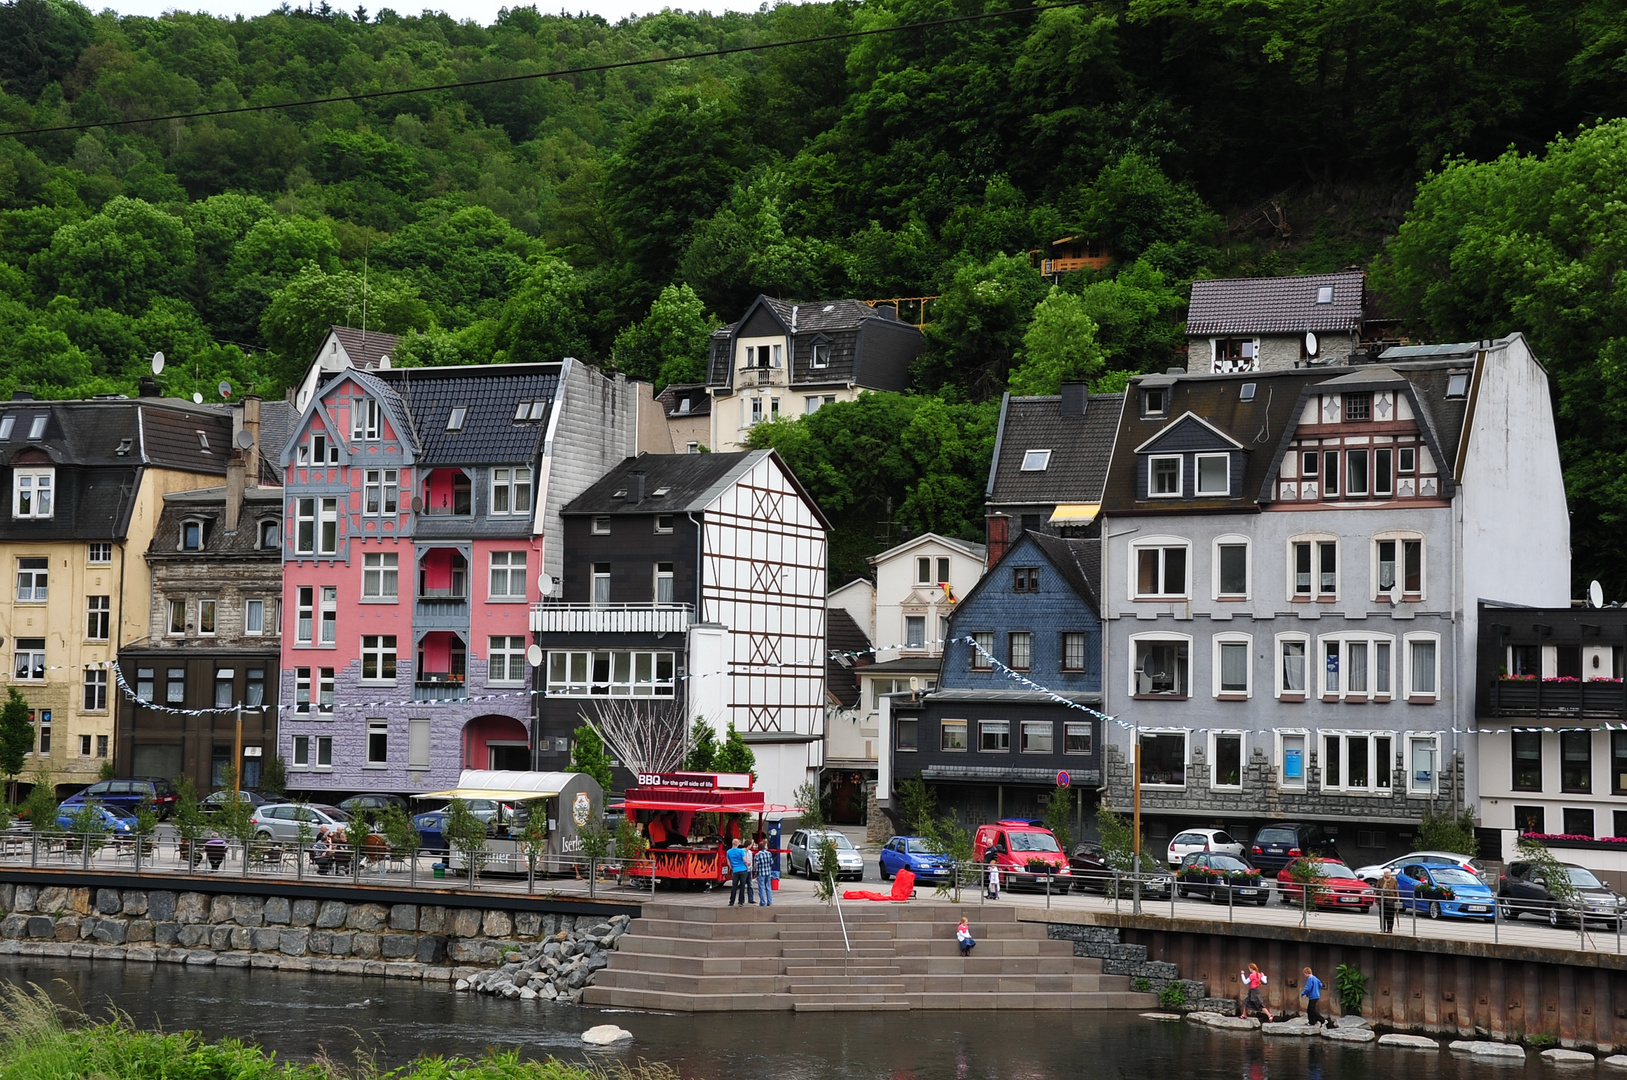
[11,388,34,401]
[986,514,1010,569]
[225,451,246,532]
[243,395,262,488]
[137,377,161,398]
[626,472,646,505]
[1059,383,1089,416]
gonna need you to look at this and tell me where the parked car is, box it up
[1176,852,1269,904]
[413,811,451,854]
[55,803,136,835]
[1396,862,1496,920]
[1167,828,1246,868]
[787,829,865,881]
[248,803,353,843]
[1353,851,1484,883]
[879,836,952,882]
[339,793,411,824]
[426,798,513,827]
[1275,857,1375,912]
[1069,841,1173,898]
[1247,823,1340,873]
[58,778,177,819]
[200,789,269,815]
[1499,861,1627,926]
[973,821,1071,891]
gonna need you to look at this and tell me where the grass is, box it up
[0,984,682,1080]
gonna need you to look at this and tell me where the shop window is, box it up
[1561,730,1592,793]
[1139,733,1186,787]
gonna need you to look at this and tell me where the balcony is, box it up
[531,602,693,635]
[735,366,781,388]
[413,674,468,703]
[1484,678,1627,721]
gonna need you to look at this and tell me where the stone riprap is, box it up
[0,882,627,992]
[453,916,630,1004]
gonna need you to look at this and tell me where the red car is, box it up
[973,821,1072,891]
[1276,857,1375,911]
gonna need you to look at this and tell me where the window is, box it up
[26,414,44,440]
[353,397,381,441]
[363,552,398,599]
[1562,730,1592,793]
[198,599,216,635]
[294,499,315,554]
[1346,449,1369,496]
[367,721,389,766]
[1013,566,1039,593]
[489,636,527,686]
[491,467,533,515]
[1344,393,1372,422]
[0,415,10,439]
[1316,284,1335,304]
[489,551,527,600]
[319,498,338,554]
[591,516,611,535]
[592,563,611,606]
[35,711,50,754]
[12,469,52,518]
[1213,338,1256,373]
[1323,450,1340,497]
[320,587,337,644]
[1240,383,1256,402]
[654,563,674,604]
[296,668,335,713]
[1149,456,1181,497]
[1277,635,1309,697]
[1065,722,1093,755]
[545,650,678,697]
[1406,634,1439,698]
[296,587,313,643]
[750,397,763,425]
[1446,372,1469,398]
[1142,387,1167,416]
[168,598,187,635]
[980,720,1010,752]
[166,667,185,704]
[1211,732,1243,789]
[1375,538,1424,599]
[1139,732,1186,786]
[1021,449,1052,471]
[97,735,108,758]
[970,631,993,669]
[361,635,397,682]
[214,668,234,708]
[1407,734,1438,794]
[936,557,950,583]
[1021,721,1054,754]
[136,668,154,702]
[895,718,919,751]
[15,557,46,601]
[1195,454,1230,495]
[315,736,334,767]
[1563,807,1595,838]
[88,543,111,564]
[1279,732,1308,789]
[1214,635,1252,697]
[1513,805,1547,835]
[181,519,205,550]
[79,734,91,757]
[245,668,265,707]
[293,736,309,767]
[917,557,933,584]
[1134,543,1188,599]
[409,718,432,769]
[82,667,107,711]
[1320,732,1394,792]
[1614,731,1627,796]
[1132,637,1190,697]
[1320,635,1395,700]
[905,615,926,649]
[446,406,467,432]
[1374,448,1393,496]
[1215,539,1248,598]
[513,400,548,421]
[810,342,831,368]
[655,515,674,534]
[1290,538,1338,599]
[1398,446,1416,474]
[1062,632,1087,671]
[85,595,109,640]
[941,720,968,751]
[1008,631,1032,671]
[362,470,399,515]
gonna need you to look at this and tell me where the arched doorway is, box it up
[463,715,530,771]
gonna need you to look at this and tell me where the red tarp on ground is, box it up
[843,869,916,901]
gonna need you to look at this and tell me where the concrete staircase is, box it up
[583,902,1159,1012]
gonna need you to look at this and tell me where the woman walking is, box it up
[1240,963,1273,1021]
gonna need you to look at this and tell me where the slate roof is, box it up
[986,392,1124,506]
[257,399,298,482]
[330,326,399,370]
[370,363,560,465]
[825,607,870,709]
[704,295,917,386]
[1187,271,1366,336]
[150,486,285,558]
[1029,533,1101,612]
[656,383,711,419]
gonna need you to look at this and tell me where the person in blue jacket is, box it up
[725,839,751,906]
[1300,966,1324,1027]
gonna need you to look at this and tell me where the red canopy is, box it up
[615,785,766,815]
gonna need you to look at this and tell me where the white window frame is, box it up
[88,542,112,564]
[1212,534,1251,600]
[1274,632,1311,699]
[1194,452,1230,496]
[362,552,399,600]
[491,466,533,516]
[1404,632,1442,700]
[12,468,53,519]
[1407,732,1440,794]
[904,615,926,650]
[1129,537,1191,601]
[545,649,678,697]
[1319,730,1396,794]
[1276,729,1310,790]
[1021,449,1052,472]
[654,562,675,604]
[362,469,399,516]
[320,586,337,645]
[245,598,265,636]
[811,342,830,368]
[168,598,187,636]
[1211,632,1253,699]
[1128,631,1193,699]
[352,397,381,441]
[366,720,389,766]
[408,718,432,770]
[294,498,315,555]
[1287,533,1339,601]
[83,667,108,712]
[591,516,611,535]
[295,587,313,644]
[13,639,44,682]
[1137,729,1189,789]
[1148,454,1182,498]
[198,598,217,636]
[1371,531,1426,602]
[1208,730,1246,791]
[360,635,397,683]
[487,635,527,687]
[318,497,338,555]
[1318,632,1397,701]
[15,557,46,602]
[489,551,528,601]
[85,595,110,641]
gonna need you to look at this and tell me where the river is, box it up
[0,957,1537,1078]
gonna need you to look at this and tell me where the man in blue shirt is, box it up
[726,840,751,906]
[1300,966,1324,1027]
[753,841,775,906]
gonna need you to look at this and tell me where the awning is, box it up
[412,769,582,802]
[1049,503,1099,525]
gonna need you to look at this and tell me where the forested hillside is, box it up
[0,0,1621,583]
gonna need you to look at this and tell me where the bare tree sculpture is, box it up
[578,697,690,776]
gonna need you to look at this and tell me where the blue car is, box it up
[414,811,450,854]
[1398,862,1496,920]
[55,804,136,835]
[879,835,952,882]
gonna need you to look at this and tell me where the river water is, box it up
[0,957,1535,1079]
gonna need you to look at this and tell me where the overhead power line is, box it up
[0,1,1092,139]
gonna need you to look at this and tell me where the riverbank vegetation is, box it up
[0,983,676,1080]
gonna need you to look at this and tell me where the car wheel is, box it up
[1429,901,1442,920]
[1256,896,1269,907]
[1279,889,1294,905]
[880,863,890,881]
[1499,901,1516,922]
[1548,907,1562,928]
[255,830,273,841]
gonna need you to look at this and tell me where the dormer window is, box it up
[446,406,467,432]
[1446,372,1469,398]
[181,519,206,551]
[1213,339,1257,374]
[27,414,46,440]
[1316,285,1334,304]
[353,398,381,441]
[1149,456,1181,497]
[812,342,831,369]
[1195,453,1230,496]
[1344,393,1371,422]
[12,468,52,519]
[1142,387,1167,417]
[1021,450,1052,472]
[259,519,280,549]
[0,416,13,440]
[115,438,132,455]
[676,398,692,414]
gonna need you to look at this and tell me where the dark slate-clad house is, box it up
[704,295,923,450]
[885,531,1106,828]
[1187,270,1368,372]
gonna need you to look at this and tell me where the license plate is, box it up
[1465,905,1488,913]
[1034,875,1050,883]
[1339,896,1361,904]
[1238,888,1259,897]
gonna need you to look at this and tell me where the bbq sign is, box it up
[635,772,754,790]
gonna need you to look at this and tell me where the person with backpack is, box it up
[1240,962,1273,1021]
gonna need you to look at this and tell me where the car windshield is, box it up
[903,839,932,853]
[1256,830,1293,844]
[822,834,854,850]
[1430,867,1482,887]
[1315,863,1355,878]
[314,806,351,822]
[1008,832,1061,853]
[106,807,137,819]
[1210,856,1251,872]
[1566,867,1606,889]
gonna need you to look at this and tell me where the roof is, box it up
[656,383,711,419]
[1187,271,1366,337]
[1028,533,1101,612]
[860,655,944,675]
[825,608,870,709]
[150,486,284,557]
[705,295,912,386]
[329,326,399,371]
[257,400,298,477]
[370,363,560,464]
[986,392,1124,506]
[869,532,987,566]
[562,449,833,530]
[911,688,1104,705]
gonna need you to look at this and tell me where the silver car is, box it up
[249,803,352,842]
[788,828,865,881]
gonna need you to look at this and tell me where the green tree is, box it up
[0,688,34,803]
[22,765,55,832]
[715,721,756,779]
[260,754,287,799]
[445,796,490,883]
[567,722,614,794]
[0,0,94,101]
[609,283,718,389]
[259,264,432,387]
[171,775,209,864]
[1042,784,1076,854]
[683,719,718,772]
[1415,807,1479,856]
[1060,154,1220,275]
[33,197,196,316]
[792,781,826,831]
[920,253,1051,398]
[493,255,590,365]
[896,776,937,836]
[1007,287,1106,396]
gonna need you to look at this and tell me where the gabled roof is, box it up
[371,363,560,465]
[986,392,1124,506]
[150,485,285,557]
[1187,270,1365,337]
[868,531,987,567]
[1133,411,1247,454]
[705,295,909,385]
[0,399,231,472]
[949,530,1100,619]
[656,383,712,419]
[825,608,870,709]
[562,449,834,530]
[328,326,399,371]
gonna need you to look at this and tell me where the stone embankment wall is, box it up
[0,882,621,988]
[1047,923,1219,1011]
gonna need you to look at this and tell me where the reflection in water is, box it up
[0,958,1534,1079]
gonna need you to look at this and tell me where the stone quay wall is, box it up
[0,880,635,989]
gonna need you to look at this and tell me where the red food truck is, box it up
[616,771,767,887]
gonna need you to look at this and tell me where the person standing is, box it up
[956,918,976,956]
[753,838,775,906]
[1240,963,1273,1021]
[986,854,1001,900]
[726,839,751,906]
[1300,966,1324,1027]
[1376,869,1400,933]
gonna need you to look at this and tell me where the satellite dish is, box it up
[1304,331,1319,356]
[410,496,423,513]
[538,574,554,596]
[235,430,254,450]
[526,644,543,668]
[909,676,920,693]
[1389,584,1402,605]
[151,352,165,375]
[192,392,204,404]
[1591,580,1604,609]
[218,380,233,399]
